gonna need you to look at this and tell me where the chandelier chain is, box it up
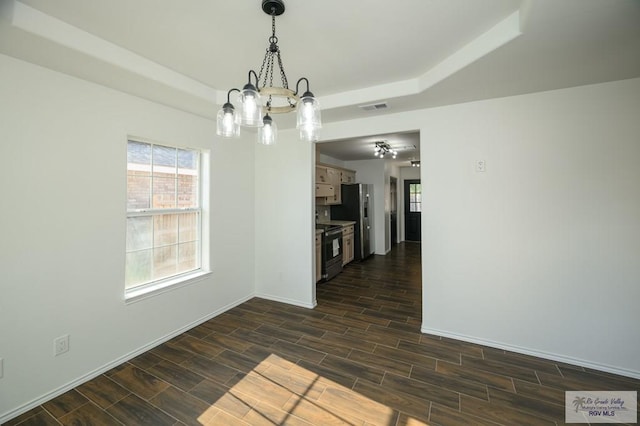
[267,54,275,108]
[271,13,276,39]
[268,55,275,88]
[257,50,269,88]
[277,51,289,90]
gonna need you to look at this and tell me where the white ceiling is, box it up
[1,0,639,164]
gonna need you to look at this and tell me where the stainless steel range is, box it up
[315,224,343,281]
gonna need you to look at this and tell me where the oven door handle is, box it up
[326,229,343,237]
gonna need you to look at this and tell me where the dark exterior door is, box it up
[404,180,421,241]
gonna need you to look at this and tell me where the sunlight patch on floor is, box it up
[197,353,429,425]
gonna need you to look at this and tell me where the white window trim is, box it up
[125,138,211,302]
[125,270,213,304]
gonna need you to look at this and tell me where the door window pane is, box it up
[409,183,422,212]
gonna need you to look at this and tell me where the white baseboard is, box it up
[0,294,254,424]
[254,292,317,309]
[421,326,640,380]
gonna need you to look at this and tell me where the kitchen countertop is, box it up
[317,220,356,227]
[315,229,324,235]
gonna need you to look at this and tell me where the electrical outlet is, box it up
[475,159,486,173]
[54,335,70,356]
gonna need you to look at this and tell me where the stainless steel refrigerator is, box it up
[331,183,373,261]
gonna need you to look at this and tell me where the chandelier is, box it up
[373,141,397,159]
[216,0,321,145]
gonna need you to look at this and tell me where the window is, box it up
[126,140,203,296]
[409,183,422,212]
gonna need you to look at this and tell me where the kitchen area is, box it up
[315,163,374,283]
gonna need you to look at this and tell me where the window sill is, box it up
[124,270,212,304]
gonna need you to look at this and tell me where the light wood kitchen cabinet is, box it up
[315,183,334,198]
[316,166,329,184]
[316,165,340,205]
[327,167,342,204]
[341,170,356,184]
[315,232,322,282]
[342,224,355,266]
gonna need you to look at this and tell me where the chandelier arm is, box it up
[294,77,310,96]
[247,70,259,87]
[226,88,240,103]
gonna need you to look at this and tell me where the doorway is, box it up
[404,179,421,241]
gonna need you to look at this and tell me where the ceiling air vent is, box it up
[359,102,389,111]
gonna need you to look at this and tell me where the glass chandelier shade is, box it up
[216,102,240,138]
[258,114,277,145]
[239,82,263,127]
[296,92,321,142]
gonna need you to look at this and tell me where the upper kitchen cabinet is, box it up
[327,167,342,204]
[315,164,356,205]
[341,170,356,184]
[315,182,334,198]
[316,166,329,184]
[316,165,339,205]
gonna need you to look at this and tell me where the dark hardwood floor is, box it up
[5,242,639,425]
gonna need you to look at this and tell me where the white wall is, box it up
[384,162,401,252]
[254,128,316,308]
[420,78,640,377]
[0,54,256,420]
[322,78,640,378]
[317,152,345,168]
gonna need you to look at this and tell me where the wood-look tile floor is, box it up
[5,243,639,425]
